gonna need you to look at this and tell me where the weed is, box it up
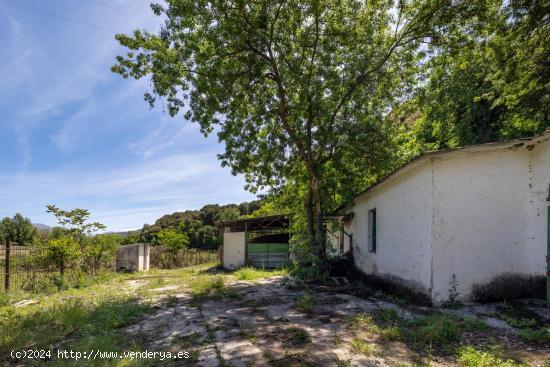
[166,295,179,307]
[375,308,400,323]
[189,275,225,297]
[234,266,288,281]
[350,338,381,356]
[345,313,379,332]
[457,346,527,367]
[442,274,462,309]
[517,327,550,343]
[286,327,311,346]
[379,326,401,342]
[500,314,536,328]
[408,315,460,347]
[296,292,315,314]
[461,317,488,332]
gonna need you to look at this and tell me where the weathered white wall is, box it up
[529,139,550,276]
[116,244,150,272]
[430,139,550,303]
[344,161,434,296]
[342,135,550,304]
[223,232,246,270]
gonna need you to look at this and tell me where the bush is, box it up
[471,273,545,303]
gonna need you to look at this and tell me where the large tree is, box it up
[113,0,482,262]
[0,214,37,246]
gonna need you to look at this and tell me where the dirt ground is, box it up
[123,272,550,367]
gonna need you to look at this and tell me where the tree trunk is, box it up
[305,184,315,246]
[311,174,328,269]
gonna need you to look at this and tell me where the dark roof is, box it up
[215,214,289,232]
[334,130,550,214]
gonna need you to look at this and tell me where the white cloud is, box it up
[0,152,255,231]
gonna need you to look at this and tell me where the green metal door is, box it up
[246,243,289,268]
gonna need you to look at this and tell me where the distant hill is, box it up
[33,223,51,230]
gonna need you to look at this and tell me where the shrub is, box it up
[471,273,545,303]
[34,236,81,274]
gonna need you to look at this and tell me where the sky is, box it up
[0,0,256,231]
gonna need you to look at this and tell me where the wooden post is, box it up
[5,239,11,292]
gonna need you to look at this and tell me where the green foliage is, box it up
[35,236,81,274]
[189,275,225,298]
[0,214,37,246]
[83,234,122,273]
[139,200,260,249]
[443,274,462,309]
[155,228,189,252]
[286,327,311,346]
[350,338,381,356]
[412,0,549,148]
[233,266,288,281]
[517,327,550,343]
[457,346,527,367]
[113,0,481,272]
[46,205,106,245]
[408,315,460,347]
[296,292,315,314]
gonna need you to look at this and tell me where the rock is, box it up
[13,299,39,308]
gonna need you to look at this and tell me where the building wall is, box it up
[430,140,550,303]
[223,231,246,270]
[344,161,434,296]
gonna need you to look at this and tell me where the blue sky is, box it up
[0,0,255,231]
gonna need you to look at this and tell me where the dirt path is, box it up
[122,275,550,367]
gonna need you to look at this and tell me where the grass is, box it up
[233,266,288,281]
[517,327,550,343]
[286,327,311,346]
[407,315,460,347]
[345,313,379,332]
[457,346,527,367]
[350,337,381,356]
[296,291,315,314]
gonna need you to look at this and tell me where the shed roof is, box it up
[334,130,550,214]
[215,214,289,232]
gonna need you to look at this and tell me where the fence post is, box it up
[4,239,11,292]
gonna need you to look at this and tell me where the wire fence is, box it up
[0,245,39,293]
[1,243,220,293]
[149,246,219,269]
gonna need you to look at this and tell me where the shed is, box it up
[216,215,290,270]
[116,243,150,272]
[328,131,550,304]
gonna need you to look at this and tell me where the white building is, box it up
[330,132,550,304]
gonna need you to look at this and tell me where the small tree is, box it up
[38,237,81,275]
[46,205,106,247]
[156,228,189,253]
[83,234,122,273]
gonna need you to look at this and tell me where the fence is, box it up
[0,245,41,293]
[149,246,219,269]
[0,243,220,293]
